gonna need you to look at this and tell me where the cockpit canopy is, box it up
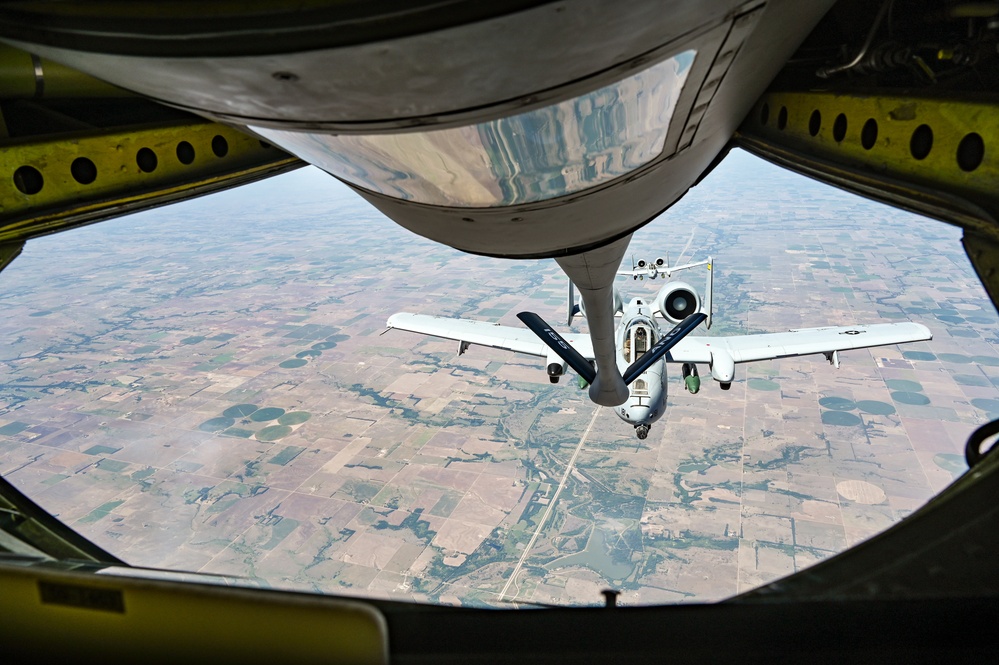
[622,319,658,365]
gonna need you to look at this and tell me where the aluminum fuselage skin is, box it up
[614,298,668,431]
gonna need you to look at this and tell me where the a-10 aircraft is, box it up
[387,256,932,440]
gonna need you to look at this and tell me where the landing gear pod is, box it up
[709,349,735,383]
[547,361,566,383]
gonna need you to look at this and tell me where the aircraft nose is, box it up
[622,405,650,424]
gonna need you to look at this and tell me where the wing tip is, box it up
[386,312,411,328]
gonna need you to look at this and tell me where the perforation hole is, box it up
[957,132,984,172]
[136,148,158,173]
[176,141,195,165]
[808,110,821,137]
[212,135,229,158]
[910,124,933,160]
[71,157,97,185]
[13,166,43,195]
[861,118,878,150]
[833,114,847,143]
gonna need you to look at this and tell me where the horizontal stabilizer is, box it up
[517,312,596,384]
[623,312,706,384]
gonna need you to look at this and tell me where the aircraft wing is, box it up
[616,259,709,278]
[667,322,932,364]
[387,313,594,359]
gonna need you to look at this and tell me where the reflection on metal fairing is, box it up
[252,50,695,207]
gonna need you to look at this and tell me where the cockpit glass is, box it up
[250,50,696,207]
[625,322,656,362]
[0,151,990,609]
[635,327,649,356]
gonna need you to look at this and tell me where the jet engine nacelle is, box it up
[578,287,624,318]
[655,281,700,324]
